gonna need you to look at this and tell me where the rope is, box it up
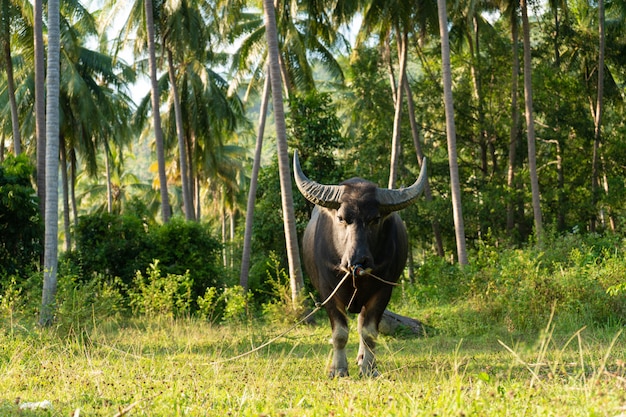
[209,270,353,365]
[209,265,398,365]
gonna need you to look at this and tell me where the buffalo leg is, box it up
[357,305,382,377]
[327,306,349,378]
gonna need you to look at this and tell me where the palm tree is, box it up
[1,0,22,154]
[438,0,468,265]
[504,0,521,233]
[520,0,543,240]
[144,0,171,223]
[262,0,304,306]
[240,74,270,290]
[590,0,605,232]
[40,0,60,326]
[34,0,46,218]
[231,0,346,288]
[55,5,135,244]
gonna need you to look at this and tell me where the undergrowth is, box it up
[391,231,626,336]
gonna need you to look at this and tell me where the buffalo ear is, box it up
[377,158,428,214]
[293,150,343,209]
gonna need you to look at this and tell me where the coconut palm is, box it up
[520,0,543,240]
[40,0,61,326]
[231,0,348,288]
[262,0,304,305]
[438,0,468,264]
[53,3,135,247]
[0,0,24,154]
[34,0,45,215]
[144,0,171,222]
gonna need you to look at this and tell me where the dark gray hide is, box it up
[293,151,427,377]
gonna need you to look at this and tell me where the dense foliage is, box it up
[64,214,226,303]
[0,156,42,279]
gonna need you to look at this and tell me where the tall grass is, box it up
[393,232,626,335]
[1,232,625,415]
[0,318,624,416]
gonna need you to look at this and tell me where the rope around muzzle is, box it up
[208,265,399,365]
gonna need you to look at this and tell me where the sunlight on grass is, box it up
[1,317,625,416]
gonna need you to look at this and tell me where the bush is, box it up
[54,274,126,338]
[71,212,151,285]
[197,285,253,324]
[67,214,225,307]
[150,218,226,299]
[129,260,192,319]
[0,155,42,280]
[393,232,626,335]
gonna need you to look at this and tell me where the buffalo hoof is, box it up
[329,368,349,378]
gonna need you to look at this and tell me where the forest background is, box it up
[1,0,626,334]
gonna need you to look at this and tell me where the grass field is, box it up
[1,314,624,417]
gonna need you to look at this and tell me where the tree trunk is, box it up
[60,135,71,251]
[262,0,305,306]
[240,74,271,291]
[70,151,78,231]
[379,310,429,336]
[104,138,113,213]
[438,0,468,265]
[167,48,195,221]
[40,0,61,326]
[404,78,445,257]
[507,12,521,233]
[1,3,21,155]
[520,0,543,241]
[34,0,46,219]
[388,30,407,190]
[145,0,171,223]
[590,0,605,233]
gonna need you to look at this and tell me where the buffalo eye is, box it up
[337,215,351,225]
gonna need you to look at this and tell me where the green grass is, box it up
[1,316,625,416]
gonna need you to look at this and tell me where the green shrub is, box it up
[0,155,42,280]
[54,274,126,338]
[67,214,225,306]
[197,287,220,322]
[71,212,151,285]
[395,233,626,335]
[129,260,193,319]
[150,218,226,299]
[260,252,307,324]
[221,286,252,323]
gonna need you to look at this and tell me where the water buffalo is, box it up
[293,150,427,377]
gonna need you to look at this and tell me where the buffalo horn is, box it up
[376,158,428,214]
[293,150,342,209]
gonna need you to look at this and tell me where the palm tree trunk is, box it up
[263,0,305,306]
[34,0,46,219]
[507,12,521,232]
[438,0,468,265]
[240,74,271,291]
[1,4,21,155]
[520,0,543,241]
[388,30,407,189]
[590,0,605,232]
[40,0,61,326]
[167,48,194,221]
[404,78,444,257]
[104,138,113,213]
[145,0,171,223]
[70,151,78,230]
[60,135,71,251]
